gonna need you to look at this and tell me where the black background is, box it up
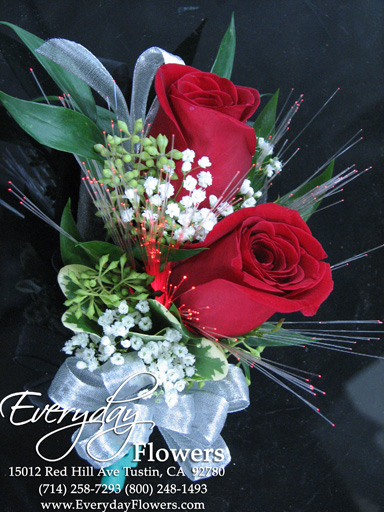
[0,1,383,511]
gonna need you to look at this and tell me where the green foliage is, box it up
[60,199,90,266]
[187,338,228,381]
[58,254,153,323]
[0,22,97,121]
[61,310,102,336]
[210,13,236,79]
[253,90,279,139]
[0,91,103,160]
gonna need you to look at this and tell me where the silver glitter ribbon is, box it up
[36,41,184,130]
[48,354,249,480]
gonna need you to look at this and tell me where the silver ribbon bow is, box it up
[48,354,249,480]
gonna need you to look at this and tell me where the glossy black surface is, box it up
[0,2,383,511]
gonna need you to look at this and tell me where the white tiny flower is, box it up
[220,203,234,216]
[110,353,125,365]
[191,188,206,205]
[144,176,158,196]
[181,161,192,173]
[118,301,129,315]
[165,202,180,218]
[111,321,128,338]
[123,188,139,203]
[103,325,114,337]
[265,164,274,178]
[175,226,195,242]
[241,197,257,208]
[180,195,194,208]
[82,348,95,359]
[178,210,193,228]
[185,366,195,377]
[255,190,263,199]
[182,149,195,163]
[72,333,89,347]
[197,171,213,188]
[197,156,212,169]
[160,340,171,350]
[167,368,181,383]
[246,186,254,198]
[271,158,282,172]
[158,182,174,199]
[122,315,135,329]
[240,179,251,195]
[174,380,187,392]
[183,353,196,366]
[165,389,179,408]
[101,344,116,357]
[121,208,134,223]
[142,209,158,221]
[63,341,74,355]
[209,195,218,208]
[120,338,131,349]
[157,358,170,373]
[164,328,183,342]
[199,209,217,232]
[88,359,99,372]
[76,360,88,370]
[183,175,197,192]
[98,309,115,327]
[258,137,274,156]
[163,380,175,392]
[147,341,160,357]
[149,194,163,206]
[173,344,188,357]
[138,347,153,365]
[136,300,150,314]
[139,316,152,331]
[130,336,144,350]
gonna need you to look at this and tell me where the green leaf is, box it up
[210,13,236,79]
[61,310,102,336]
[159,246,208,271]
[253,89,279,139]
[148,299,184,332]
[58,264,91,299]
[0,91,104,160]
[77,241,123,265]
[279,160,335,221]
[60,199,91,266]
[0,22,97,121]
[187,338,228,381]
[244,328,311,348]
[95,105,117,132]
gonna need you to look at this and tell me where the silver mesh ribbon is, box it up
[36,38,130,125]
[130,47,184,131]
[48,355,249,480]
[36,41,183,132]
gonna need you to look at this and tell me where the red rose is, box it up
[149,64,260,204]
[169,204,333,338]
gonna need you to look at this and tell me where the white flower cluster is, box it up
[62,300,153,371]
[120,148,217,243]
[62,300,196,408]
[136,327,196,408]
